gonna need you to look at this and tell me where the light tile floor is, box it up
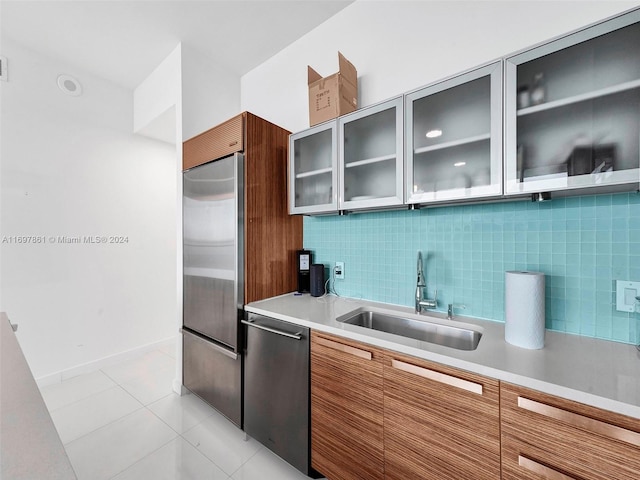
[40,342,315,480]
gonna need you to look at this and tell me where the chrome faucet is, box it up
[447,303,466,320]
[415,252,437,314]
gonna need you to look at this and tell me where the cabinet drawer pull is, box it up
[518,396,640,448]
[518,455,577,480]
[229,140,238,147]
[391,359,483,395]
[180,328,238,360]
[315,336,372,360]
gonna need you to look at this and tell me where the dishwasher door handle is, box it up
[241,319,303,340]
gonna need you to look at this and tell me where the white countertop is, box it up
[246,293,640,419]
[1,313,77,480]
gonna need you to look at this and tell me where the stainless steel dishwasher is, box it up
[242,313,316,477]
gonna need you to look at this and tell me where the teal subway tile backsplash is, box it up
[303,193,640,344]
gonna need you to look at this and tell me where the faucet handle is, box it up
[447,302,465,320]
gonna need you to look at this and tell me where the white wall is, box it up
[133,43,182,145]
[133,42,242,394]
[133,43,185,394]
[181,44,240,140]
[0,39,178,381]
[241,0,639,133]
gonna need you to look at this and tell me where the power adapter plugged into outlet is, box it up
[334,262,345,280]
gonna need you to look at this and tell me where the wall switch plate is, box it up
[616,280,640,312]
[335,262,344,280]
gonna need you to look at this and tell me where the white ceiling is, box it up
[0,0,354,90]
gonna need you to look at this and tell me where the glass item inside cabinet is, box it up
[514,21,640,187]
[411,76,491,196]
[342,106,397,202]
[293,128,333,208]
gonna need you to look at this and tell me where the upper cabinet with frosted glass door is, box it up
[406,61,503,205]
[504,9,640,196]
[338,96,404,211]
[289,121,338,215]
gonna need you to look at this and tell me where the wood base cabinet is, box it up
[383,352,501,480]
[501,382,640,480]
[310,332,500,480]
[310,332,385,480]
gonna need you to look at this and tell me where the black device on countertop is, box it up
[297,250,311,293]
[310,264,325,297]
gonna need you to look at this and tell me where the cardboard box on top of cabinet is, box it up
[308,52,357,126]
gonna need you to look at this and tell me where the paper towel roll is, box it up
[505,271,545,349]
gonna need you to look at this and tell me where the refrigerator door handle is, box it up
[180,328,239,360]
[241,319,303,340]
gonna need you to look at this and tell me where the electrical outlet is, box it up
[616,280,640,312]
[335,262,345,280]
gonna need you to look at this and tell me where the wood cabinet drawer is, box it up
[183,113,244,170]
[501,382,640,480]
[383,352,501,480]
[311,331,385,480]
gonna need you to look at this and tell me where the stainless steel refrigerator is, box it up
[182,153,244,427]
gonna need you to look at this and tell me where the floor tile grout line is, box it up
[146,393,215,432]
[43,380,119,414]
[145,397,187,435]
[48,385,146,446]
[179,422,235,478]
[156,346,177,361]
[99,365,176,388]
[144,391,175,408]
[227,442,264,478]
[174,424,240,479]
[60,403,147,448]
[178,409,210,438]
[177,428,234,476]
[59,384,144,411]
[48,349,216,478]
[63,404,180,479]
[138,393,234,477]
[177,413,263,477]
[98,352,176,381]
[99,367,123,386]
[106,431,178,480]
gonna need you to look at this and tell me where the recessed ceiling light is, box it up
[426,129,442,138]
[454,162,466,167]
[57,74,82,97]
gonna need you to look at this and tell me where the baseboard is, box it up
[36,336,177,388]
[173,378,188,396]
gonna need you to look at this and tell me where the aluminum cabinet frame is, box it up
[338,96,404,212]
[405,60,503,206]
[289,120,338,215]
[504,8,640,197]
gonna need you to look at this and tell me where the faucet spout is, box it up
[415,251,436,314]
[415,252,424,313]
[416,252,425,288]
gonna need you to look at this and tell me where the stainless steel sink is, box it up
[337,310,482,351]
